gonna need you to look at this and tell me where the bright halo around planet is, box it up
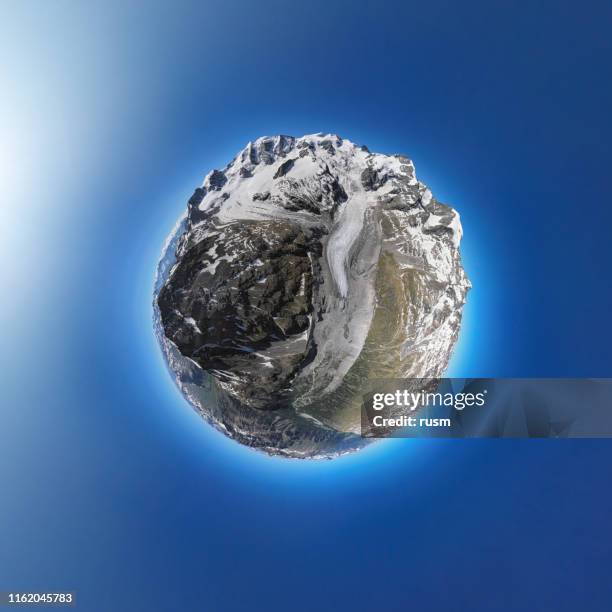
[153,134,470,458]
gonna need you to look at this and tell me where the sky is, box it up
[1,1,612,610]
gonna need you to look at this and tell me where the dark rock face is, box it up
[319,139,337,155]
[361,167,387,191]
[273,158,296,179]
[158,221,322,409]
[207,170,227,190]
[252,191,270,201]
[187,187,207,222]
[361,167,378,190]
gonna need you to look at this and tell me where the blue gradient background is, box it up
[2,1,612,610]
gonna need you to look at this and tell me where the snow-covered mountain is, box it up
[155,134,470,457]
